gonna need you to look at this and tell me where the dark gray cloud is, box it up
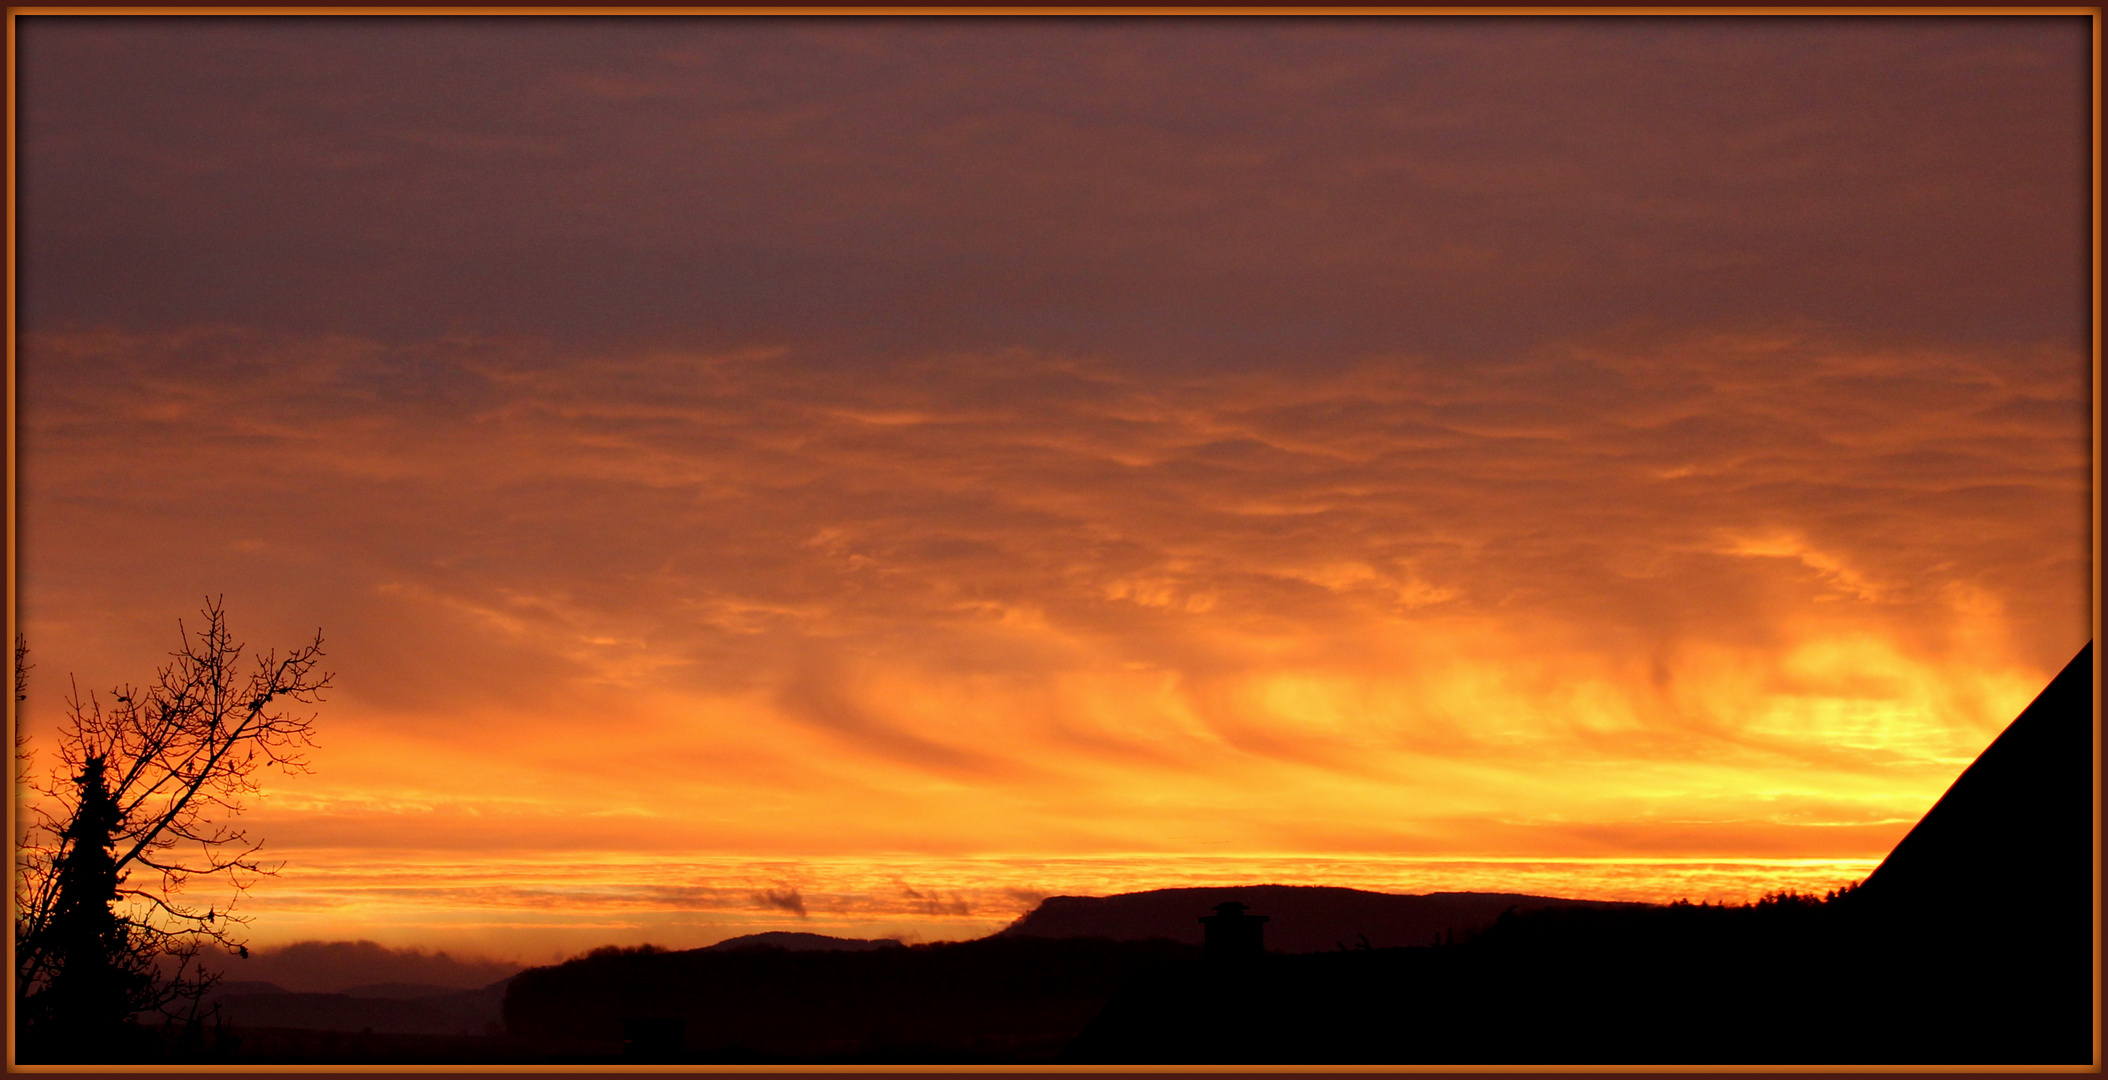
[18,17,2089,366]
[754,888,807,917]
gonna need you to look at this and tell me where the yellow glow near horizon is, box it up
[191,850,1892,962]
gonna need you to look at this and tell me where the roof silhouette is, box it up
[1854,641,2094,925]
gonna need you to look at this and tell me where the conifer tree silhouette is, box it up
[23,756,156,1055]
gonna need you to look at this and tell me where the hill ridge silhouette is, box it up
[1000,884,1644,952]
[703,932,903,953]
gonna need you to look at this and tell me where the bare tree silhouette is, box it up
[14,598,330,1060]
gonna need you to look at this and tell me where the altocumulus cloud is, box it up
[17,324,2086,867]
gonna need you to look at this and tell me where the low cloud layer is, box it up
[204,939,524,994]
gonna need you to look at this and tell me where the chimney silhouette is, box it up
[1199,901,1268,961]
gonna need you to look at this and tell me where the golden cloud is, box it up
[15,324,2088,952]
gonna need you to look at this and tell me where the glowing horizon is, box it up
[217,850,1892,963]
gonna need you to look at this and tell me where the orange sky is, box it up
[11,17,2094,961]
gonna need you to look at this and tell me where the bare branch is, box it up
[15,599,327,1047]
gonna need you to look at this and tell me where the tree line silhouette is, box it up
[1066,883,2089,1063]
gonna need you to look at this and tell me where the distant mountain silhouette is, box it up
[206,980,290,997]
[201,939,522,994]
[340,982,476,1000]
[703,932,904,953]
[1001,885,1644,952]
